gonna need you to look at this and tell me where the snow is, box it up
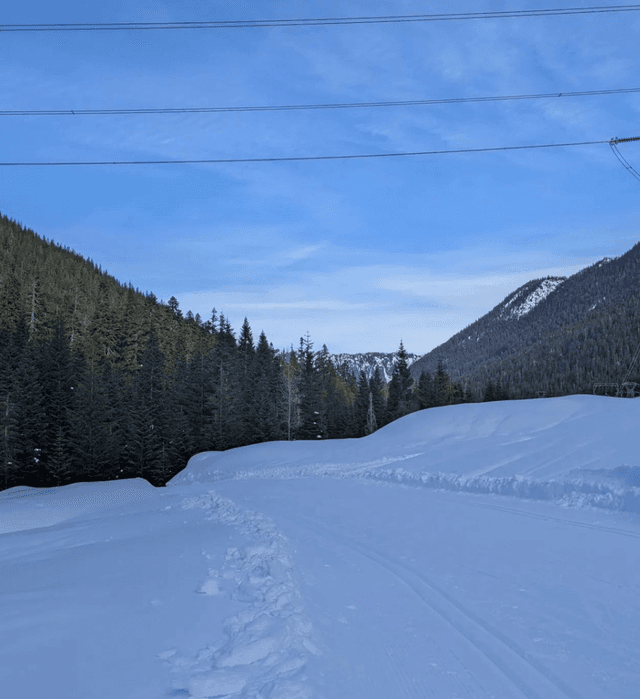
[329,352,419,383]
[1,395,639,698]
[500,278,565,320]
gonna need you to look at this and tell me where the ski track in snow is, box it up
[177,458,640,526]
[162,491,320,699]
[298,517,587,699]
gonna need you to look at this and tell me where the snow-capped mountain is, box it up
[330,352,420,383]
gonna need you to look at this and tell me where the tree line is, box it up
[0,213,513,493]
[1,300,491,492]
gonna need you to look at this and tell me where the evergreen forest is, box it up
[4,214,636,494]
[0,215,477,493]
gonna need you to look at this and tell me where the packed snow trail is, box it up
[210,476,640,699]
[166,490,319,698]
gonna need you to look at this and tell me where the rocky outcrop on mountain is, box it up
[330,352,419,383]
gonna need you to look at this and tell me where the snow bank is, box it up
[0,479,156,533]
[354,467,640,514]
[169,395,640,515]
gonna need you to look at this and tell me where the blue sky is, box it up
[1,1,639,354]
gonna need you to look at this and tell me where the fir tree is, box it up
[40,321,76,485]
[126,332,166,479]
[207,323,242,449]
[433,360,449,407]
[416,371,434,410]
[296,334,323,439]
[69,352,112,482]
[365,392,378,435]
[13,332,47,486]
[483,378,496,402]
[180,351,212,455]
[237,318,257,443]
[387,341,413,421]
[249,331,282,444]
[353,372,370,437]
[369,367,386,427]
[167,296,182,319]
[0,314,27,487]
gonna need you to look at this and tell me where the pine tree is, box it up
[483,378,496,402]
[26,276,43,341]
[207,321,242,449]
[69,352,111,482]
[126,332,166,479]
[321,358,347,439]
[433,360,449,407]
[86,280,120,367]
[179,351,211,455]
[353,372,370,436]
[296,334,323,439]
[167,296,183,319]
[100,362,128,480]
[0,270,22,336]
[249,331,282,443]
[416,371,434,409]
[369,367,386,427]
[237,318,257,443]
[365,392,378,435]
[39,321,76,486]
[387,341,414,421]
[0,315,27,487]
[314,344,334,439]
[12,332,48,486]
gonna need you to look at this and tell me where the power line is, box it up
[609,139,640,182]
[3,87,640,117]
[0,138,621,166]
[2,5,640,31]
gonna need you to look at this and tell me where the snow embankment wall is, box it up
[169,395,640,514]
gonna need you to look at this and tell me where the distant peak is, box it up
[330,351,420,383]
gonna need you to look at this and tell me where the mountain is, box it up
[410,243,640,400]
[330,352,420,383]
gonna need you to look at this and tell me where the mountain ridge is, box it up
[409,243,640,399]
[330,352,419,383]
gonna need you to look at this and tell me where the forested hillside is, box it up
[411,243,640,399]
[1,215,469,492]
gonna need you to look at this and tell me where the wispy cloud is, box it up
[3,0,639,354]
[174,240,617,353]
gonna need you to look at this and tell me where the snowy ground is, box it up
[1,395,639,698]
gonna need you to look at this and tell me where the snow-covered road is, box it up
[1,395,639,698]
[210,476,640,699]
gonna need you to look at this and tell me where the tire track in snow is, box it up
[161,491,320,699]
[299,517,586,699]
